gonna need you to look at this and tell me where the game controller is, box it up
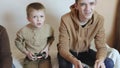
[33,52,46,61]
[35,52,46,59]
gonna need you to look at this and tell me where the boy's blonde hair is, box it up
[26,2,45,17]
[75,0,78,3]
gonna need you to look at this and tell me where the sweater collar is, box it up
[27,23,45,30]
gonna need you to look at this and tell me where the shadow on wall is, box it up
[46,12,60,43]
[1,11,26,58]
[46,11,60,68]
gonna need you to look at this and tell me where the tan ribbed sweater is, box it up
[15,23,54,54]
[58,6,107,63]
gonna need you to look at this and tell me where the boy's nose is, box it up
[85,5,90,10]
[37,18,41,21]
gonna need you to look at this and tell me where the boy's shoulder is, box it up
[42,23,53,33]
[17,24,31,33]
[43,23,52,29]
[44,23,50,27]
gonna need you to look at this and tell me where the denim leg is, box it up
[104,58,114,68]
[74,49,96,67]
[12,64,15,68]
[57,53,72,68]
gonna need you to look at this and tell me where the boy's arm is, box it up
[47,26,54,46]
[47,36,54,46]
[43,36,54,51]
[40,37,54,58]
[15,31,28,55]
[15,31,35,60]
[40,27,54,58]
[44,26,54,51]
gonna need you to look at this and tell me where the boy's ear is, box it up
[27,17,30,21]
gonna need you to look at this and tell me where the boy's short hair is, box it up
[26,2,45,17]
[75,0,78,3]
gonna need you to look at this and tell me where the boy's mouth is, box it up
[37,23,41,25]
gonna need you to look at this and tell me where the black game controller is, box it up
[34,52,46,59]
[84,66,88,68]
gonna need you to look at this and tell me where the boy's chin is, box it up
[35,25,42,28]
[85,16,92,20]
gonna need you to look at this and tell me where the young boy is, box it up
[15,2,54,68]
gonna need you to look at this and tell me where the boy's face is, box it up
[28,9,45,28]
[75,0,96,21]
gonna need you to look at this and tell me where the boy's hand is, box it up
[40,46,49,58]
[34,53,43,59]
[36,52,46,59]
[25,51,35,61]
[40,49,48,59]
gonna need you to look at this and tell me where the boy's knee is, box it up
[104,58,114,68]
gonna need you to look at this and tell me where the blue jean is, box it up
[58,49,114,68]
[12,64,15,68]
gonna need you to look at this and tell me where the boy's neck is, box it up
[29,24,41,30]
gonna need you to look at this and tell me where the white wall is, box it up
[0,0,118,57]
[95,0,118,46]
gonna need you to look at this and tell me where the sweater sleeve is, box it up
[57,18,77,63]
[94,17,107,60]
[0,26,12,68]
[15,30,27,54]
[47,26,54,46]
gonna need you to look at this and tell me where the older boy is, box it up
[15,2,54,68]
[57,0,114,68]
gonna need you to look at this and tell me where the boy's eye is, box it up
[40,15,44,18]
[80,3,86,6]
[90,2,95,5]
[33,16,37,18]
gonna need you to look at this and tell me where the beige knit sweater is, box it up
[15,23,54,54]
